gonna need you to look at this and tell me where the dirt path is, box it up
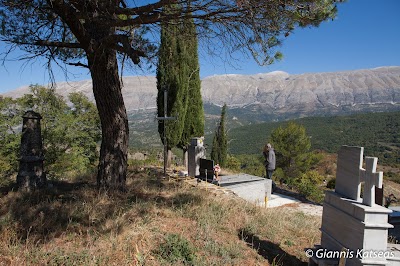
[273,202,323,216]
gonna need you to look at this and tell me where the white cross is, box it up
[359,156,383,206]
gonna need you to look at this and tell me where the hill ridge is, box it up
[2,66,400,122]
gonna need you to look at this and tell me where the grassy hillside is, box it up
[226,111,400,167]
[0,166,320,265]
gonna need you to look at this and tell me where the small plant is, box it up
[283,239,294,247]
[326,178,336,189]
[296,178,324,203]
[155,233,197,265]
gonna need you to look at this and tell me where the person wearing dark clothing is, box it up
[263,143,277,193]
[263,143,276,179]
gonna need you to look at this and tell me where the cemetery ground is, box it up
[1,162,399,265]
[0,164,322,266]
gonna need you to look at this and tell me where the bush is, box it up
[272,168,285,184]
[326,178,336,189]
[291,171,326,203]
[296,178,324,203]
[225,155,241,172]
[235,154,264,177]
[301,170,325,184]
[156,234,197,265]
[386,171,400,184]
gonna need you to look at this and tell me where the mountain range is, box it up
[3,66,400,124]
[3,66,400,148]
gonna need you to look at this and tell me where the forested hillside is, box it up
[227,111,400,167]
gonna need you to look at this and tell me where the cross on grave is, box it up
[359,156,383,206]
[334,146,364,201]
[156,88,177,178]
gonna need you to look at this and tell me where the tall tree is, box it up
[211,104,228,167]
[157,3,189,166]
[179,15,204,163]
[0,96,21,178]
[0,0,342,189]
[269,122,319,182]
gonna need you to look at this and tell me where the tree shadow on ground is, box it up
[238,228,307,266]
[0,174,203,244]
[0,180,97,241]
[0,182,17,196]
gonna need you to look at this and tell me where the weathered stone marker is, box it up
[16,111,46,190]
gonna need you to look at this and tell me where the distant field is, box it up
[225,111,400,167]
[128,109,400,167]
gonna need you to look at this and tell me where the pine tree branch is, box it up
[67,61,89,68]
[9,40,82,49]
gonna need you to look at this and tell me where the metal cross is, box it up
[359,156,383,206]
[156,88,177,178]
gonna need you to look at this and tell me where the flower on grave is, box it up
[214,164,221,173]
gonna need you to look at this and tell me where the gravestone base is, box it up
[16,156,46,190]
[219,174,272,205]
[315,191,393,266]
[386,244,400,266]
[188,138,205,177]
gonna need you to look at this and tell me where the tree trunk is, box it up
[167,149,173,168]
[89,50,128,190]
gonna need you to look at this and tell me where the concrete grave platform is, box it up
[219,173,272,206]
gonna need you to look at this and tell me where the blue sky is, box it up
[1,0,399,93]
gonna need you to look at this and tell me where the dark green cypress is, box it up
[178,15,204,154]
[156,4,189,161]
[211,104,228,167]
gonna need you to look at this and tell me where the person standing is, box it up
[263,143,276,179]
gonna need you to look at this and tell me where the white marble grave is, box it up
[311,146,394,266]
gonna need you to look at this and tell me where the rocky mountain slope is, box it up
[3,66,400,123]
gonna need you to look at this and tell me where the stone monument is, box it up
[188,137,205,177]
[16,111,46,191]
[310,146,393,266]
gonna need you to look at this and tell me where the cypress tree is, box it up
[156,4,189,166]
[179,15,204,162]
[211,104,228,167]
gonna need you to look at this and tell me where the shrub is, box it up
[326,178,336,189]
[272,168,285,184]
[235,154,264,177]
[156,233,197,265]
[296,178,324,203]
[301,170,325,184]
[225,155,241,172]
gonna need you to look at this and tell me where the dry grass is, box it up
[0,167,321,265]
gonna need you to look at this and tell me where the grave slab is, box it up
[219,174,272,206]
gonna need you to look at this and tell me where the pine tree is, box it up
[156,4,189,166]
[179,15,204,163]
[211,104,228,167]
[1,0,340,189]
[269,122,314,181]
